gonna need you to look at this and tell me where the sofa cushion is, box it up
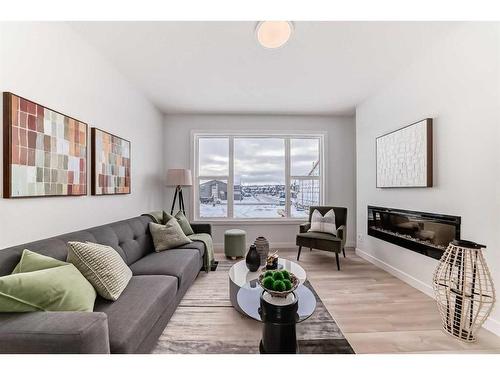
[296,231,342,252]
[87,217,154,265]
[129,249,201,291]
[0,216,155,277]
[93,275,177,354]
[176,240,205,259]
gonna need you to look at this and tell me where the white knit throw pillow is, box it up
[308,209,337,235]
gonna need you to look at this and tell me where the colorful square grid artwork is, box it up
[91,128,131,195]
[3,93,88,198]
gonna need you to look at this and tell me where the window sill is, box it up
[191,219,306,225]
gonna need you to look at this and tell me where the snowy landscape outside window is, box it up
[194,134,324,220]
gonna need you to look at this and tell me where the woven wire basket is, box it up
[432,241,495,342]
[258,271,299,298]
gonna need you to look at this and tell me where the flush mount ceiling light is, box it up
[256,21,293,49]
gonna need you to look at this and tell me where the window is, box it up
[194,133,324,220]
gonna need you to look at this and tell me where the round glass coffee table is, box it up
[228,258,316,322]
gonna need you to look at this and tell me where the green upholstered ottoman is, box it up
[224,229,247,258]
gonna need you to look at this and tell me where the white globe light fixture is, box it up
[256,21,293,49]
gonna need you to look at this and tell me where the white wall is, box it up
[164,114,356,248]
[0,22,164,249]
[356,23,500,334]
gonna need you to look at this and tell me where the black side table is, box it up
[236,284,317,353]
[258,292,299,354]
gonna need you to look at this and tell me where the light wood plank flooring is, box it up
[199,247,500,354]
[270,247,500,353]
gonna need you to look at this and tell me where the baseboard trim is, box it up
[483,316,500,337]
[355,247,500,337]
[355,247,434,298]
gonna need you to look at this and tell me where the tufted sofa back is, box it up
[0,216,154,276]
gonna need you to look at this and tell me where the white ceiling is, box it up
[70,21,458,115]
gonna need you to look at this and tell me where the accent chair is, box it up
[296,206,347,270]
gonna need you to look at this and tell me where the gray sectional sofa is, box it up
[0,215,211,354]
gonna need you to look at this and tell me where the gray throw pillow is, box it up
[149,219,192,252]
[67,241,132,301]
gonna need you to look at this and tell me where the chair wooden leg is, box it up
[310,247,312,252]
[297,246,302,261]
[342,247,346,258]
[335,253,340,271]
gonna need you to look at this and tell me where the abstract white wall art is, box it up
[376,119,433,188]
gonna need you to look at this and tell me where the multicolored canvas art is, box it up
[3,93,88,198]
[91,128,131,195]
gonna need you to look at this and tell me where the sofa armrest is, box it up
[0,312,110,354]
[190,223,212,236]
[299,223,311,233]
[336,225,346,248]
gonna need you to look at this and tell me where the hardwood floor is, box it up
[273,247,500,353]
[160,247,500,354]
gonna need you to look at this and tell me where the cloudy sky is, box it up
[199,137,319,185]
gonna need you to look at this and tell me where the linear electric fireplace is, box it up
[367,206,461,260]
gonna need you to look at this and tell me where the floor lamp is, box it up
[166,169,192,215]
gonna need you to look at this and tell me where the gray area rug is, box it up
[153,260,354,354]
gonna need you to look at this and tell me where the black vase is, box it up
[246,245,260,272]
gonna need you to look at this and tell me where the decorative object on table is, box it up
[432,239,496,342]
[3,92,88,198]
[376,118,433,188]
[265,251,279,270]
[224,229,247,259]
[245,244,260,272]
[296,206,347,270]
[166,168,192,215]
[91,128,130,195]
[254,236,270,266]
[258,270,299,298]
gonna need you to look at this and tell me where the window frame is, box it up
[191,130,326,223]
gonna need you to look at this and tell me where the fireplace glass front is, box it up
[367,206,461,260]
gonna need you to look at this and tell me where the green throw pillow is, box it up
[11,249,67,274]
[162,210,174,224]
[0,249,96,312]
[162,210,194,236]
[175,211,194,236]
[149,219,192,252]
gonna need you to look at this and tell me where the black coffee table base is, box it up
[258,293,299,354]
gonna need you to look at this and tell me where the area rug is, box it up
[153,260,354,354]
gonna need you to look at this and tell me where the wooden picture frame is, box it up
[91,127,131,195]
[3,92,88,198]
[376,118,433,188]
